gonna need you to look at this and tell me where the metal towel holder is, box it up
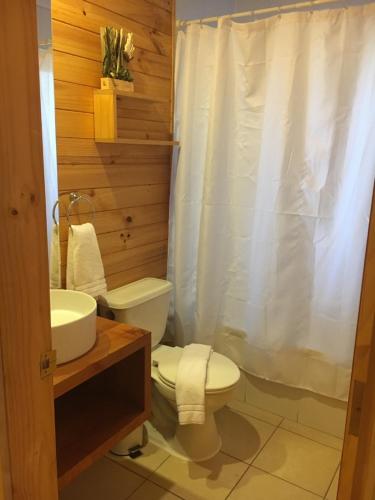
[52,200,60,225]
[66,192,96,228]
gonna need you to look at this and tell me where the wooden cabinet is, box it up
[93,89,179,146]
[53,317,151,489]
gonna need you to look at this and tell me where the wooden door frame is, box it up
[0,1,58,498]
[339,185,375,499]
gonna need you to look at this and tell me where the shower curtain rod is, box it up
[177,0,349,25]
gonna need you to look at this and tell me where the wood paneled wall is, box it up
[52,0,174,290]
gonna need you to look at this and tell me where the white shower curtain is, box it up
[39,47,58,256]
[169,4,375,400]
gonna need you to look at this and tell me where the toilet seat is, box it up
[154,346,240,394]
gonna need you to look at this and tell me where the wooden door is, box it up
[0,1,58,499]
[339,186,375,499]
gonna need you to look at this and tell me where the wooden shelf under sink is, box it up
[53,317,151,490]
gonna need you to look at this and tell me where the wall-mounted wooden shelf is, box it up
[100,88,170,103]
[95,138,180,146]
[93,89,179,146]
[54,317,151,490]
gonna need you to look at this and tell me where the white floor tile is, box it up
[253,428,341,496]
[108,440,170,478]
[128,480,182,500]
[216,407,276,463]
[280,419,343,450]
[228,466,321,500]
[149,452,248,500]
[59,458,143,500]
[325,467,340,500]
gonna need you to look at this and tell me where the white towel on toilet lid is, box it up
[175,343,212,425]
[66,222,107,298]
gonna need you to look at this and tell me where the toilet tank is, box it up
[99,278,173,347]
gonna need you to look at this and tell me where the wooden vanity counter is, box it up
[53,317,151,489]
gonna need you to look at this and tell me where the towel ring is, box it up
[52,200,60,225]
[66,192,95,229]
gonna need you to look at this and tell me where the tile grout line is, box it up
[295,414,345,441]
[102,455,149,500]
[250,417,339,498]
[227,402,284,425]
[322,462,340,499]
[229,406,284,427]
[104,454,149,481]
[223,463,251,499]
[230,404,343,451]
[106,450,184,500]
[277,427,343,452]
[233,400,345,441]
[250,416,285,465]
[104,453,162,485]
[250,464,323,498]
[122,476,148,500]
[220,413,284,466]
[146,475,187,500]
[236,400,285,419]
[224,416,284,499]
[138,450,188,499]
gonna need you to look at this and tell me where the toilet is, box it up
[99,277,240,462]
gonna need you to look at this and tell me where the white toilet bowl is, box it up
[99,278,240,462]
[151,345,240,462]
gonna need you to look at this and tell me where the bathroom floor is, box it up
[60,402,341,500]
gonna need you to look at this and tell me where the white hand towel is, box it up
[50,223,61,289]
[66,222,107,298]
[175,343,212,425]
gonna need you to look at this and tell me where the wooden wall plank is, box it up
[53,50,171,99]
[59,184,170,213]
[106,257,168,290]
[58,163,170,189]
[90,0,172,34]
[55,109,94,138]
[56,138,171,161]
[52,20,172,80]
[59,204,169,241]
[53,0,174,290]
[55,80,94,113]
[145,0,172,11]
[52,0,173,48]
[62,240,168,277]
[117,98,170,123]
[61,222,169,261]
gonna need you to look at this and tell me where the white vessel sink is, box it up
[50,289,97,365]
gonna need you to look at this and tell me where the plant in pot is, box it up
[100,26,135,92]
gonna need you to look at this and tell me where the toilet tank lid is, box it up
[99,278,173,309]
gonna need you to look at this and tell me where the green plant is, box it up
[100,26,135,81]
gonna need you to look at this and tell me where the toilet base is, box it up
[170,412,222,462]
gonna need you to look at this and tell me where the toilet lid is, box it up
[157,346,240,393]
